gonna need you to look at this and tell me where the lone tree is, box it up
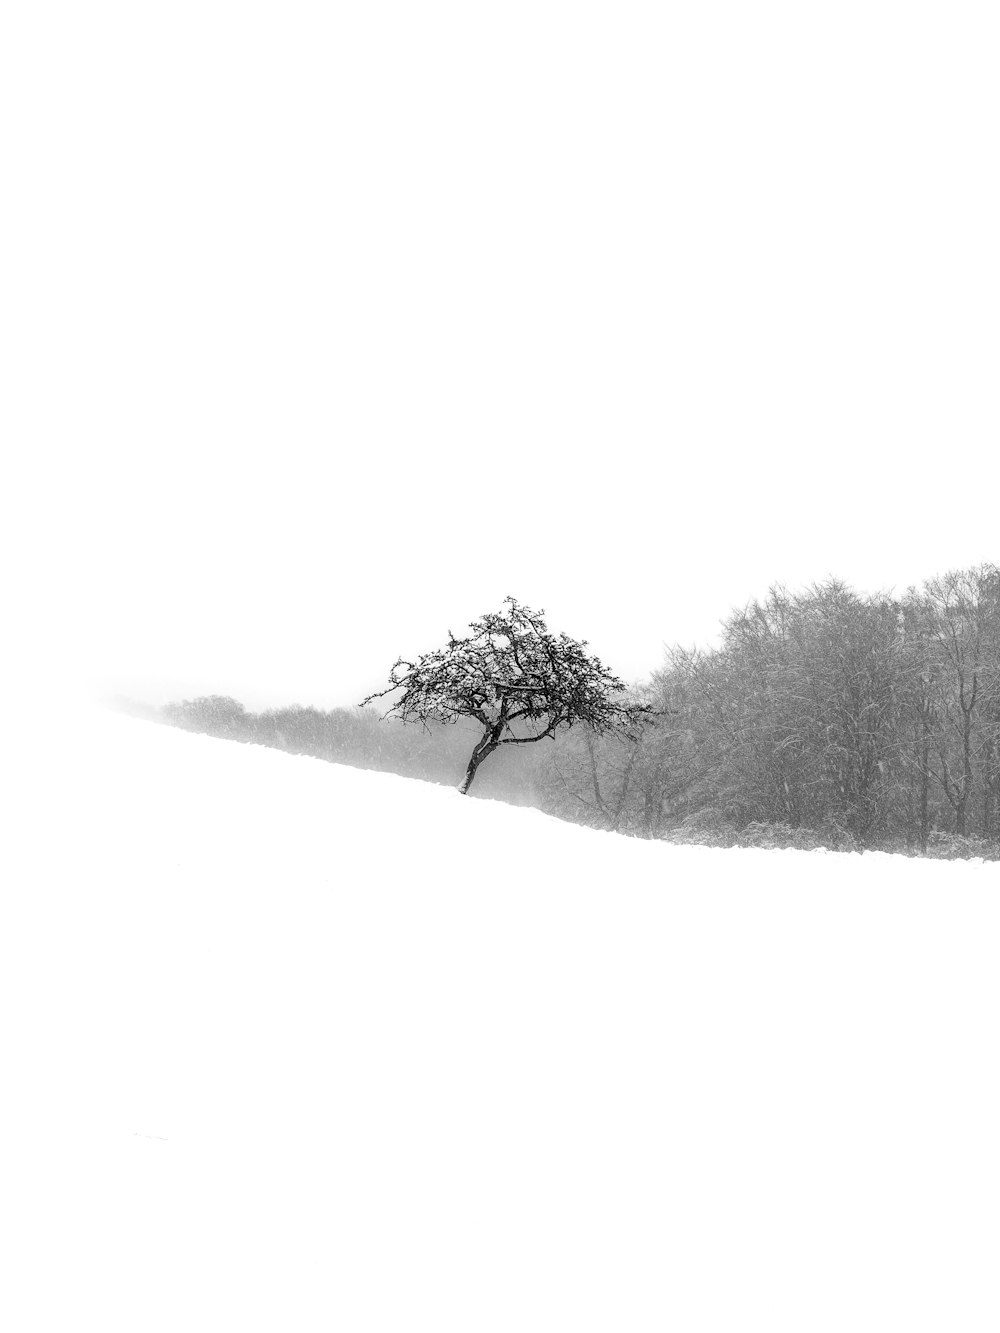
[362,597,647,794]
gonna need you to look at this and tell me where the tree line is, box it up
[144,693,545,808]
[557,564,999,857]
[141,562,1000,859]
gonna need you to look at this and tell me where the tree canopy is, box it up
[362,597,646,793]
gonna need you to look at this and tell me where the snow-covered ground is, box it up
[5,706,1000,1331]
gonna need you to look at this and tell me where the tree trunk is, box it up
[459,729,500,794]
[642,776,662,837]
[917,691,931,853]
[982,739,998,841]
[919,733,930,853]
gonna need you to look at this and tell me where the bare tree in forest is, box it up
[362,597,647,794]
[899,592,939,852]
[545,724,645,833]
[921,567,999,836]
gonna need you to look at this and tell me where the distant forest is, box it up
[125,564,1000,859]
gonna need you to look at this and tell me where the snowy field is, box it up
[5,705,1000,1331]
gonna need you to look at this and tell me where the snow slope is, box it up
[5,707,1000,1331]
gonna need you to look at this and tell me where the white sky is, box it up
[6,2,998,710]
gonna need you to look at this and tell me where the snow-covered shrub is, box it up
[925,831,1000,861]
[737,822,824,851]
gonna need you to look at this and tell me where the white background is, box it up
[4,1,998,708]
